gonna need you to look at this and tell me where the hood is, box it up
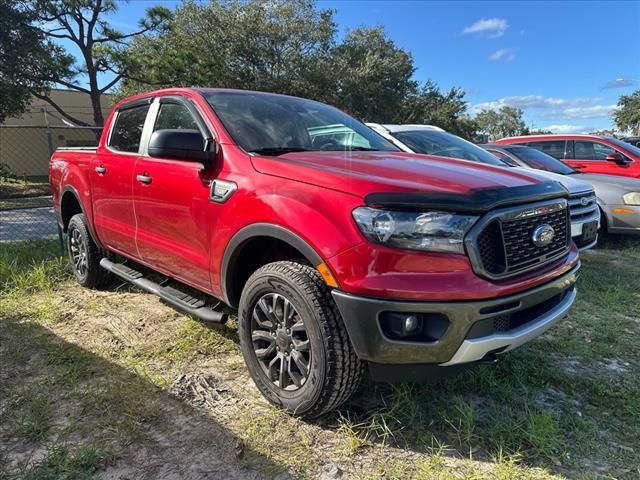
[518,168,593,195]
[576,173,640,190]
[250,151,557,199]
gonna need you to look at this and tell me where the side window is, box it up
[574,141,614,160]
[528,141,567,160]
[154,102,200,131]
[109,105,150,153]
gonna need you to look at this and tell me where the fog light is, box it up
[404,314,420,333]
[380,312,449,342]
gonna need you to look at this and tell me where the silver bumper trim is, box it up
[440,286,577,366]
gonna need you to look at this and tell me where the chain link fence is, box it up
[0,125,102,253]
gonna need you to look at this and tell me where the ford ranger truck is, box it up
[50,88,580,418]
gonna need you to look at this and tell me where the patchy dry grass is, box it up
[1,237,639,479]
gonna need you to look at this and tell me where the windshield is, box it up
[607,137,640,157]
[506,146,576,175]
[202,91,399,154]
[390,130,506,166]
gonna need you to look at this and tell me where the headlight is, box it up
[352,207,478,254]
[623,192,640,205]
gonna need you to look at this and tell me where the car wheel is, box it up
[238,261,364,418]
[67,213,113,289]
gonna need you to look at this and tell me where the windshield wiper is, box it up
[250,147,310,156]
[348,146,379,151]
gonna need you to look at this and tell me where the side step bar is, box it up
[100,258,228,323]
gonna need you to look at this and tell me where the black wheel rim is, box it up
[251,292,311,391]
[69,228,88,278]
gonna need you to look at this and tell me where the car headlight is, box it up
[352,207,478,254]
[623,192,640,205]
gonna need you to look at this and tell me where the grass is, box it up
[0,236,639,478]
[0,177,51,209]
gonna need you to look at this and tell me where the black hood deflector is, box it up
[365,181,569,213]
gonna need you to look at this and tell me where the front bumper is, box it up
[603,204,640,235]
[332,263,579,368]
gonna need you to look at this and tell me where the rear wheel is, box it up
[238,261,363,418]
[67,213,113,289]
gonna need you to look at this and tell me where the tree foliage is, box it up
[614,90,640,136]
[25,0,170,126]
[329,26,416,121]
[0,0,68,122]
[120,0,435,125]
[475,106,527,140]
[119,0,336,99]
[396,81,477,139]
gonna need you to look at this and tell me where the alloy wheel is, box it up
[69,228,88,278]
[251,292,311,391]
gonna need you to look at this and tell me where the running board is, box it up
[100,258,228,323]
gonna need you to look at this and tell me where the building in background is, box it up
[0,89,113,177]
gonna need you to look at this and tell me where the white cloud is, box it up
[489,48,516,62]
[470,95,617,119]
[543,125,594,134]
[603,77,636,89]
[562,104,618,119]
[462,18,509,38]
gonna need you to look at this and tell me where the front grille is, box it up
[568,192,598,223]
[470,200,570,279]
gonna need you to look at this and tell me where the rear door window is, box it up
[109,105,151,153]
[527,140,568,160]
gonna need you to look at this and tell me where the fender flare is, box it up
[220,223,324,306]
[60,185,104,249]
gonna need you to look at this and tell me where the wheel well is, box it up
[225,236,312,308]
[61,191,83,232]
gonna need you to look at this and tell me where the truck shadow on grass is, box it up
[0,315,294,480]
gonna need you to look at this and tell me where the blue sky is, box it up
[76,0,640,132]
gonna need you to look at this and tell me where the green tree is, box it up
[329,26,416,121]
[27,0,170,126]
[614,90,640,135]
[119,1,417,122]
[120,0,337,100]
[0,0,68,122]
[475,106,527,140]
[396,81,477,139]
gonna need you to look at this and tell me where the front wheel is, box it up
[238,261,363,418]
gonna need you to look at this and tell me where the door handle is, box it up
[573,165,587,169]
[95,166,106,175]
[136,174,152,185]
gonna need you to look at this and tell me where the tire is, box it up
[238,261,364,418]
[67,213,113,289]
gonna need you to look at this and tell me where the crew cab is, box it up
[495,134,640,178]
[50,88,580,417]
[367,123,599,250]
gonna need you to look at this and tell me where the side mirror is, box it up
[605,152,629,166]
[148,129,214,163]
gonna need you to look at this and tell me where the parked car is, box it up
[622,136,640,148]
[50,89,580,417]
[367,123,599,249]
[482,144,640,236]
[495,134,640,178]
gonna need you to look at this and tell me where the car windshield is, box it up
[202,91,399,154]
[606,137,640,157]
[390,130,506,166]
[507,146,576,175]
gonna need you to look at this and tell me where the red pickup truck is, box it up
[50,88,580,417]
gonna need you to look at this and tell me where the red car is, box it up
[50,88,579,417]
[495,134,640,178]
